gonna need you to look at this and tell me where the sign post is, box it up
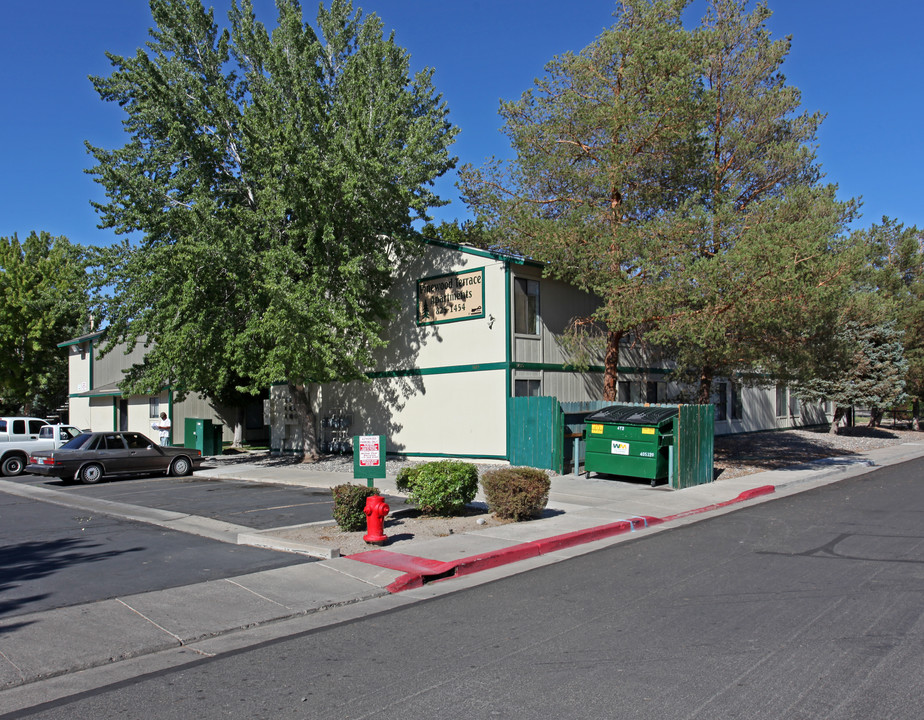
[353,434,386,488]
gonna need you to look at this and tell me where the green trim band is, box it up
[363,362,673,381]
[511,363,672,375]
[365,362,508,380]
[57,332,103,348]
[393,452,508,461]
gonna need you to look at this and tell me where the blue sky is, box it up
[1,0,921,249]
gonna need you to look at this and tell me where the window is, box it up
[731,382,743,421]
[646,381,660,404]
[776,384,787,417]
[715,383,728,421]
[513,277,539,335]
[150,398,160,418]
[101,434,126,450]
[789,391,800,416]
[618,381,631,403]
[514,379,541,397]
[125,433,151,449]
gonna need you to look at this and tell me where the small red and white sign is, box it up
[359,435,381,467]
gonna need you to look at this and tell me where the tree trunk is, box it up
[288,382,320,462]
[603,331,622,402]
[868,407,883,428]
[829,406,845,434]
[697,367,713,405]
[232,406,244,449]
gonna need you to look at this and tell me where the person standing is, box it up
[156,412,172,446]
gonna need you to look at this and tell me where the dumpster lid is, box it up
[584,404,677,427]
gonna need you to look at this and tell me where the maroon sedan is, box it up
[26,431,203,484]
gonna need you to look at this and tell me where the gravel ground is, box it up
[216,424,924,556]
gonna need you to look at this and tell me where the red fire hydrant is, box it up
[363,494,389,545]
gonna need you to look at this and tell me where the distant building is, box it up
[59,332,267,448]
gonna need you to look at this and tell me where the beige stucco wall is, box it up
[305,244,510,458]
[371,246,508,372]
[66,344,92,395]
[318,369,507,457]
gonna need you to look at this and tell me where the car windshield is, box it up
[61,433,95,450]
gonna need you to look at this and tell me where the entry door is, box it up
[118,399,129,431]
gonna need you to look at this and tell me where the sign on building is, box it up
[417,268,485,325]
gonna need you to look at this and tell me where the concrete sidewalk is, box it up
[3,441,923,701]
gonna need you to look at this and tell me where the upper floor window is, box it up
[514,277,539,335]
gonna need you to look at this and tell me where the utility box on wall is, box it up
[184,418,223,456]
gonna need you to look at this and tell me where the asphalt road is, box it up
[6,458,922,719]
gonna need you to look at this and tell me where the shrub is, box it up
[331,483,380,531]
[481,467,550,521]
[395,465,421,493]
[403,460,478,516]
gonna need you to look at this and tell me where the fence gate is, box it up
[507,396,564,473]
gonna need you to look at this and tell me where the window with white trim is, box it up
[513,278,539,335]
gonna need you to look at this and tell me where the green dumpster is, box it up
[583,404,677,483]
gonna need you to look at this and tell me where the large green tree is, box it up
[460,0,857,403]
[795,318,908,434]
[461,0,703,400]
[0,232,89,415]
[857,217,924,426]
[87,0,457,454]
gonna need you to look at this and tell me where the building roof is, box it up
[58,330,104,348]
[71,381,123,398]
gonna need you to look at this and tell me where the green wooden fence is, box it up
[507,396,564,473]
[671,403,715,489]
[507,397,714,485]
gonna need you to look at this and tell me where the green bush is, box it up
[395,465,421,493]
[331,483,380,531]
[481,467,550,521]
[402,460,478,516]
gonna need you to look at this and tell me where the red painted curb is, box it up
[661,485,776,523]
[351,485,777,593]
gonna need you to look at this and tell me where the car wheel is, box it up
[169,456,192,477]
[79,463,104,484]
[1,454,26,477]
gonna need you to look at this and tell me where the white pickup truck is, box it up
[0,418,83,476]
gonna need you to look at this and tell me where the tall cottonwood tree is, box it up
[87,0,457,454]
[0,232,89,415]
[461,0,857,402]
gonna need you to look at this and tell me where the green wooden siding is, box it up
[507,396,564,473]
